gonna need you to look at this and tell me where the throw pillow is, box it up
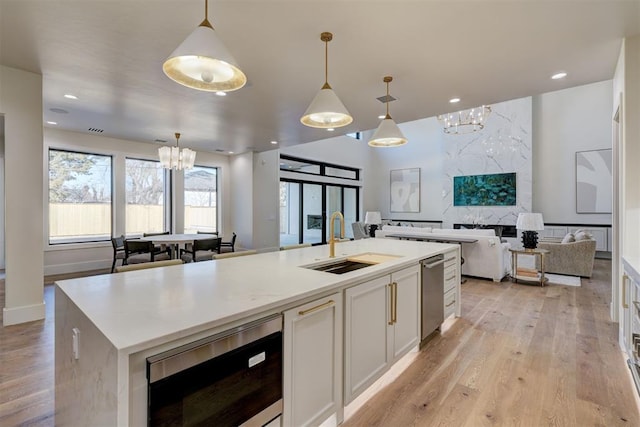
[561,233,575,244]
[574,231,592,241]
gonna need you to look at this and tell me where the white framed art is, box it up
[390,168,420,213]
[576,148,612,214]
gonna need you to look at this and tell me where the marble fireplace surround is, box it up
[442,96,533,229]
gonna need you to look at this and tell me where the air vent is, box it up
[215,149,225,152]
[155,139,167,143]
[50,108,69,114]
[88,128,104,133]
[376,95,396,103]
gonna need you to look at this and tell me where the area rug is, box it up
[545,273,581,287]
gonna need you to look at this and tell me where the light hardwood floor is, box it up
[1,261,638,426]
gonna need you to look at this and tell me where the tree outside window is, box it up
[48,149,112,244]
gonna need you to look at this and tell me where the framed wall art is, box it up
[390,168,420,212]
[576,148,612,213]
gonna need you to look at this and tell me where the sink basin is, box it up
[304,259,374,275]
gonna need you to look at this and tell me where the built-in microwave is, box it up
[147,314,283,426]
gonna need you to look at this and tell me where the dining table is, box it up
[139,233,218,259]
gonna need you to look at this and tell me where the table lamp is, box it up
[516,213,544,250]
[365,211,382,238]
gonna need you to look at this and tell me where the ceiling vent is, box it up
[88,127,104,133]
[376,94,396,104]
[215,149,225,152]
[50,108,68,114]
[154,139,167,143]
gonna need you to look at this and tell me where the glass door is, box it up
[302,184,323,245]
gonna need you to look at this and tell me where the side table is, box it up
[509,248,550,287]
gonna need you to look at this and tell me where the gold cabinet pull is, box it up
[388,282,398,325]
[445,300,456,308]
[623,274,629,309]
[298,299,335,316]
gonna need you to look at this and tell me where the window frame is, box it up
[47,148,114,246]
[183,164,219,234]
[124,156,170,236]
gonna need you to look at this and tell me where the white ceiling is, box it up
[1,1,638,155]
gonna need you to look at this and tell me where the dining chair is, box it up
[184,231,219,254]
[124,239,171,264]
[111,235,127,273]
[180,237,222,263]
[351,222,368,240]
[219,232,237,253]
[143,231,172,258]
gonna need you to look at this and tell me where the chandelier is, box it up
[437,105,492,135]
[158,133,196,170]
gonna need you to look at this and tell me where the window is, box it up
[279,155,359,180]
[48,149,112,244]
[125,158,167,235]
[184,166,218,233]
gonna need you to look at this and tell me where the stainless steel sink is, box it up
[304,259,373,275]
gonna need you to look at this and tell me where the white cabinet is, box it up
[541,226,568,238]
[344,265,420,404]
[283,292,342,427]
[444,255,458,319]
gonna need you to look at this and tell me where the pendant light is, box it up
[158,133,196,170]
[300,32,353,129]
[368,76,407,147]
[163,0,246,92]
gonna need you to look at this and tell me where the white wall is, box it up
[229,152,254,250]
[252,150,280,251]
[533,80,613,224]
[366,117,445,221]
[43,127,231,274]
[0,65,45,325]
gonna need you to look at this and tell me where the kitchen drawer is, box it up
[444,265,457,293]
[444,288,456,319]
[444,254,457,269]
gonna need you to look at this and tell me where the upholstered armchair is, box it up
[535,238,596,277]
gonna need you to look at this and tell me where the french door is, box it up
[280,180,359,247]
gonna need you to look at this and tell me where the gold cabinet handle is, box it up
[388,282,398,325]
[445,300,456,308]
[298,299,335,316]
[623,274,629,309]
[388,283,394,325]
[393,282,398,323]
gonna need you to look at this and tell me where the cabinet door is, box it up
[390,265,420,361]
[344,275,390,404]
[283,292,343,427]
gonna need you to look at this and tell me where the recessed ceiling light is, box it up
[551,72,567,80]
[270,140,278,145]
[46,121,58,125]
[64,94,78,99]
[449,98,461,103]
[378,115,385,119]
[229,151,234,154]
[327,128,335,132]
[215,91,227,96]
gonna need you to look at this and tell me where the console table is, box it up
[509,248,550,287]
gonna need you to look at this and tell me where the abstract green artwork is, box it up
[453,172,516,206]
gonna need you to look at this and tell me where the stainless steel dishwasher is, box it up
[421,254,445,345]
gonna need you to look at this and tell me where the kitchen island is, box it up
[55,238,460,426]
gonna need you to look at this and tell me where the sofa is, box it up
[535,232,596,277]
[376,225,511,282]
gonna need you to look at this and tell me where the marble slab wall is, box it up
[442,97,532,228]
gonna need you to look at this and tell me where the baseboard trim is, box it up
[3,301,46,326]
[44,259,111,276]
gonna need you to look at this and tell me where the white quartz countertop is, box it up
[56,239,456,354]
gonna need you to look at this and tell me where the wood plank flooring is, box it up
[1,261,638,426]
[343,259,640,426]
